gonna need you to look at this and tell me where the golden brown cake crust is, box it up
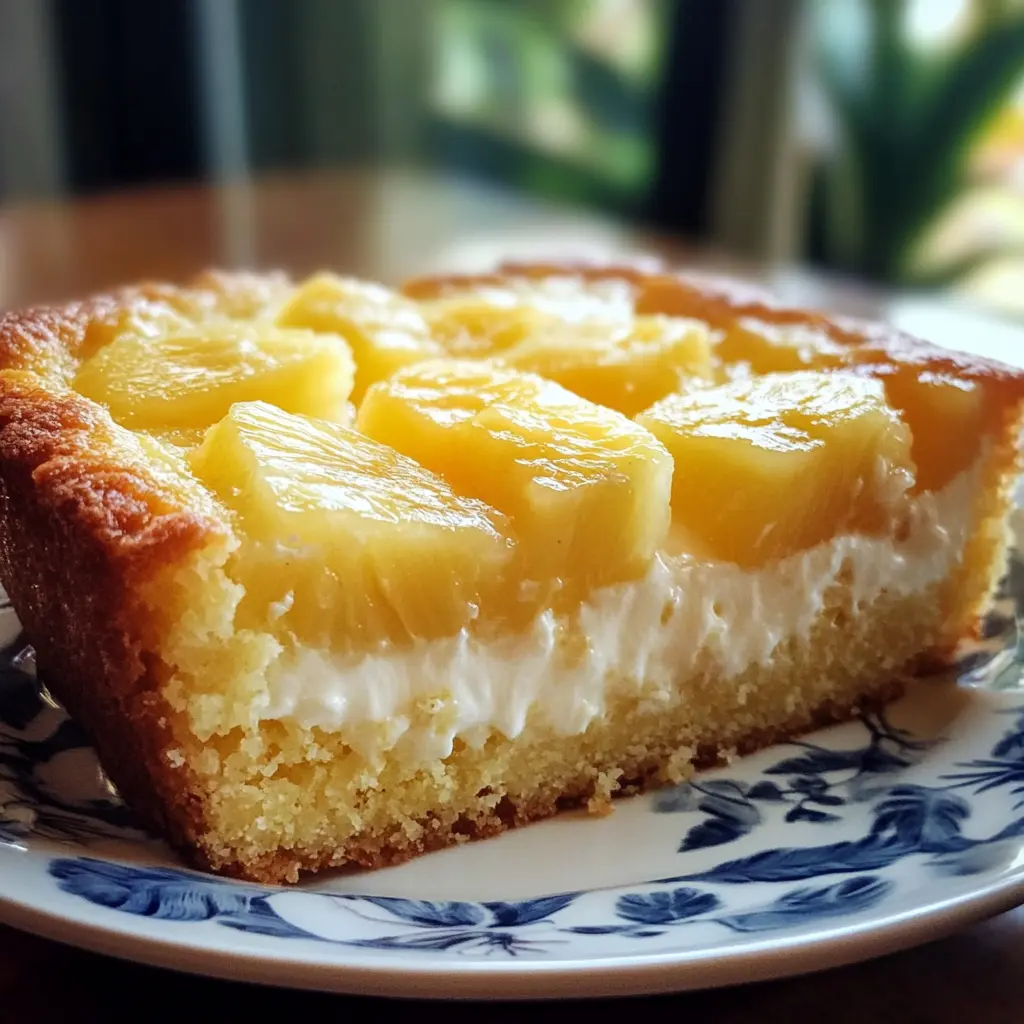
[0,262,1022,883]
[0,371,227,856]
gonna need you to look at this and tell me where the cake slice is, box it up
[0,262,1020,884]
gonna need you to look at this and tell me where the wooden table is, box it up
[0,168,1021,1021]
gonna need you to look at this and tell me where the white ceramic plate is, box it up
[0,572,1022,1000]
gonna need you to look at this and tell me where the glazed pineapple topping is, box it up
[714,318,849,375]
[190,400,512,648]
[637,373,914,566]
[497,315,713,417]
[415,273,639,356]
[66,269,963,652]
[356,359,673,610]
[74,321,355,433]
[861,364,986,493]
[275,273,444,401]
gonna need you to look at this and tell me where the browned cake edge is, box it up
[0,373,226,859]
[0,266,1021,884]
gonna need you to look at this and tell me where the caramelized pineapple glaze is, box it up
[0,262,1021,882]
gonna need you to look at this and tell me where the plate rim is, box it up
[1,847,1021,999]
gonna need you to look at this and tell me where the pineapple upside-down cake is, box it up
[0,262,1020,883]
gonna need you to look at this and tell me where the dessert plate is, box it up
[0,573,1022,1001]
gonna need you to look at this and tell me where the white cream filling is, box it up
[261,459,982,762]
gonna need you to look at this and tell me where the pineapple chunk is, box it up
[421,277,637,358]
[499,315,713,416]
[637,372,914,567]
[276,273,444,401]
[865,364,986,493]
[80,276,289,364]
[425,297,561,358]
[74,322,354,433]
[715,319,848,375]
[190,401,513,647]
[357,360,672,607]
[79,296,195,362]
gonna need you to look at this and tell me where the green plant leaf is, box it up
[904,245,1020,289]
[892,17,1024,278]
[816,0,936,278]
[813,7,1024,284]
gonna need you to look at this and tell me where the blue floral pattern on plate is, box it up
[30,699,1024,956]
[0,557,1023,986]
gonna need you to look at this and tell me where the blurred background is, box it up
[3,0,1024,321]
